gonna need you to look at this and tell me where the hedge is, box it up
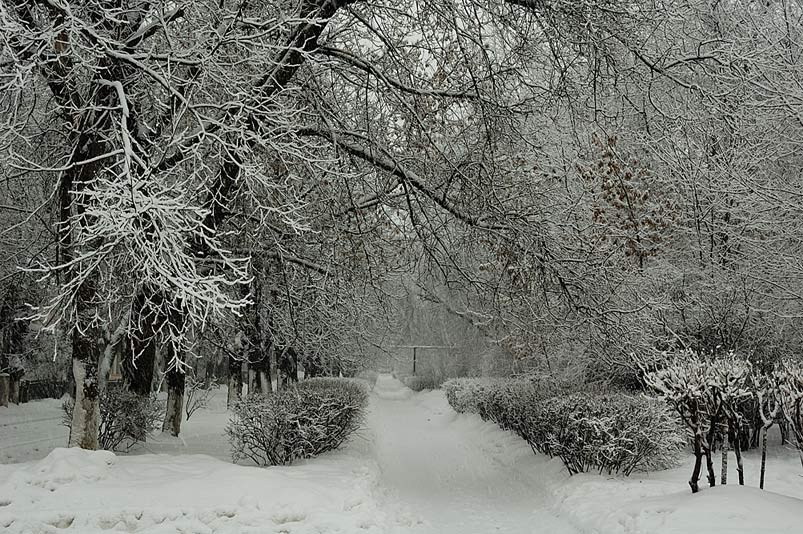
[443,378,683,476]
[227,378,369,466]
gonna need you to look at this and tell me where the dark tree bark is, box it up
[690,430,703,493]
[122,293,160,396]
[730,424,745,485]
[227,355,243,408]
[243,268,272,395]
[68,276,103,450]
[278,346,299,387]
[162,310,186,437]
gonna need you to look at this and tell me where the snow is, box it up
[0,397,68,464]
[2,374,803,533]
[369,374,578,533]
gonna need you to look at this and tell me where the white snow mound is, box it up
[11,447,116,492]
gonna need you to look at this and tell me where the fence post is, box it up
[0,373,9,407]
[412,347,417,375]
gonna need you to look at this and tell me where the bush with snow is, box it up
[534,393,684,475]
[404,374,440,391]
[443,378,508,414]
[445,378,682,476]
[184,374,219,421]
[227,378,369,466]
[644,352,759,492]
[62,385,164,452]
[775,360,803,465]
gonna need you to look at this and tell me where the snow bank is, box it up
[0,445,407,533]
[4,379,803,534]
[6,447,116,492]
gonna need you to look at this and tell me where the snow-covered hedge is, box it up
[404,375,440,391]
[443,378,509,414]
[533,394,684,475]
[227,378,369,466]
[62,386,164,452]
[444,379,682,475]
[443,375,565,417]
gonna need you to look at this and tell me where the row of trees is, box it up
[2,0,803,449]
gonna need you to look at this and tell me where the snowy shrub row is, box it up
[444,378,522,414]
[227,378,369,466]
[528,394,684,475]
[404,375,441,391]
[443,375,568,415]
[443,378,682,476]
[62,386,164,452]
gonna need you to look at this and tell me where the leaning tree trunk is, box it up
[68,280,103,449]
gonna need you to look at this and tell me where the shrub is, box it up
[775,360,803,465]
[185,374,220,420]
[644,352,757,492]
[404,374,440,391]
[227,378,369,466]
[443,378,507,414]
[444,378,682,476]
[62,385,164,451]
[443,375,564,421]
[535,393,683,475]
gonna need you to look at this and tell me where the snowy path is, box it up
[368,374,580,534]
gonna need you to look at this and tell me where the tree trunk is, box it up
[690,432,703,494]
[279,346,299,387]
[704,416,718,488]
[162,310,186,437]
[760,425,770,490]
[720,432,728,485]
[68,277,102,450]
[163,363,185,437]
[69,343,102,451]
[249,357,272,395]
[242,265,272,395]
[227,354,243,408]
[122,293,159,396]
[305,355,322,378]
[9,378,19,404]
[731,426,745,485]
[0,374,8,407]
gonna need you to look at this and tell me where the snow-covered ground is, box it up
[2,375,803,533]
